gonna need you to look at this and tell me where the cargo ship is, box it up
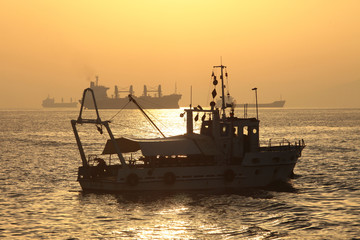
[82,76,182,109]
[239,100,286,108]
[217,96,285,108]
[42,96,77,108]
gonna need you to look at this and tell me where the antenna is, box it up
[252,87,259,120]
[190,85,192,109]
[244,103,248,118]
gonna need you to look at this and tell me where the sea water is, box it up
[0,108,359,239]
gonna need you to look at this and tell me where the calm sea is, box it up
[0,108,359,239]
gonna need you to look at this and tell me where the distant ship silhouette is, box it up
[42,96,77,108]
[217,95,285,108]
[81,76,182,109]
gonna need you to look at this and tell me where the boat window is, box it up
[253,128,257,134]
[200,121,212,136]
[232,126,238,137]
[243,126,248,136]
[220,123,230,136]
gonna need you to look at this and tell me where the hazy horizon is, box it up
[1,1,359,109]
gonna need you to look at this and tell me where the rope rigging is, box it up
[128,95,166,138]
[108,100,131,121]
[134,96,173,109]
[110,121,163,136]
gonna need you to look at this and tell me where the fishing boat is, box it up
[71,64,305,192]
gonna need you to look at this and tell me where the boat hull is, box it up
[78,159,297,192]
[239,100,286,108]
[42,97,78,108]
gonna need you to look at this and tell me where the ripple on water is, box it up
[0,109,359,239]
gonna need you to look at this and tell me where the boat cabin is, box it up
[185,108,260,163]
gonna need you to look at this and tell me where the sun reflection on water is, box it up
[1,109,359,239]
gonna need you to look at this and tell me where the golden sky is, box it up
[1,0,359,108]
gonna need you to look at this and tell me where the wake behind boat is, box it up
[71,64,305,192]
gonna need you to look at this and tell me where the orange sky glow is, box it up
[1,0,359,108]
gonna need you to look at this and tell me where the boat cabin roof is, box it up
[102,133,221,157]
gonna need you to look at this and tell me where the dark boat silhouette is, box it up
[81,76,182,109]
[239,100,285,108]
[42,96,77,108]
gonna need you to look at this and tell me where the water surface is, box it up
[0,108,359,239]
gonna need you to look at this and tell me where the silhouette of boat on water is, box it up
[71,64,305,192]
[81,76,182,109]
[42,96,77,108]
[217,96,285,108]
[239,100,285,108]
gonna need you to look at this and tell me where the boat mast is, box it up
[190,85,192,109]
[252,87,259,120]
[213,64,227,119]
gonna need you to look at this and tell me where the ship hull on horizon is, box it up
[217,97,285,108]
[42,97,77,108]
[239,100,285,108]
